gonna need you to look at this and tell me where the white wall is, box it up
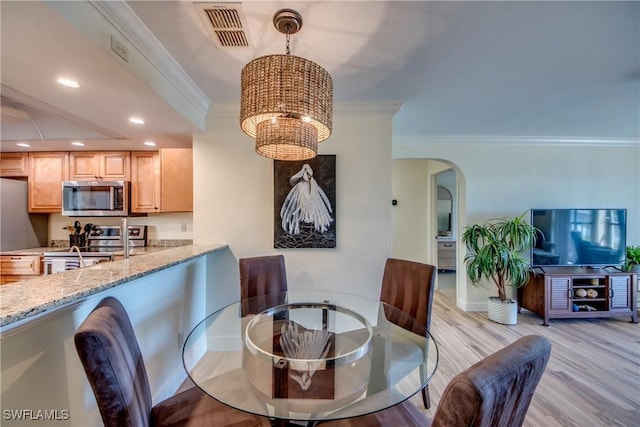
[193,105,398,299]
[394,138,640,310]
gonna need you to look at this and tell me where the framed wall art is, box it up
[274,155,336,248]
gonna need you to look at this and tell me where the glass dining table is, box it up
[182,291,438,426]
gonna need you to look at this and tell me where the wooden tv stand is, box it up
[518,266,638,326]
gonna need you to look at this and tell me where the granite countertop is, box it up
[0,244,227,329]
[1,247,167,256]
[1,242,192,257]
[1,247,58,256]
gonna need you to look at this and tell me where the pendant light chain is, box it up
[285,25,291,55]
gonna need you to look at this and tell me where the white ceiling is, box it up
[1,1,638,153]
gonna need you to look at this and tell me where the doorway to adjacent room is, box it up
[435,169,457,303]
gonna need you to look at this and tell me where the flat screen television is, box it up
[530,208,627,268]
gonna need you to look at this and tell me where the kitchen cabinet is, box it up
[1,152,29,177]
[131,151,160,213]
[28,152,69,213]
[1,255,42,285]
[160,148,193,212]
[131,149,192,213]
[69,151,130,180]
[437,240,456,271]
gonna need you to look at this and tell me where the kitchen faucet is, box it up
[69,245,86,268]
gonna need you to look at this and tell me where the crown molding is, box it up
[91,1,210,119]
[394,135,639,147]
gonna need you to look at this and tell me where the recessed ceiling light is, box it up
[71,141,85,146]
[129,117,145,125]
[144,141,156,147]
[57,78,79,88]
[16,142,30,147]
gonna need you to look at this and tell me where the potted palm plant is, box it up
[461,211,539,325]
[625,245,640,273]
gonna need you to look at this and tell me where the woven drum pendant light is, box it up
[240,9,333,161]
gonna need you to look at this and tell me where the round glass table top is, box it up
[245,302,373,369]
[182,291,438,422]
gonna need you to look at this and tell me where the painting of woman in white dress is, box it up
[274,155,336,248]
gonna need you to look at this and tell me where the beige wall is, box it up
[391,159,432,263]
[391,159,466,307]
[192,106,397,299]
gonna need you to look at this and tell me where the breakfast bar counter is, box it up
[1,243,238,426]
[0,244,227,329]
[0,245,169,257]
[1,247,57,256]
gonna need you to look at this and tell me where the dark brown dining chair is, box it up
[321,335,552,427]
[239,254,288,315]
[74,296,271,427]
[380,258,436,408]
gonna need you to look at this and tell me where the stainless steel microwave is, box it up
[62,181,129,216]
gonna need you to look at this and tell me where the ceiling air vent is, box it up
[194,2,251,48]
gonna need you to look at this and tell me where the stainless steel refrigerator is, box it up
[1,178,48,251]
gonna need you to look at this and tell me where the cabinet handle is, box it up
[610,289,614,299]
[568,289,574,299]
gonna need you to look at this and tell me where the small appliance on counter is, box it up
[43,225,147,275]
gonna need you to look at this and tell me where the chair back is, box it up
[380,258,436,333]
[239,255,288,315]
[75,297,152,427]
[432,335,552,427]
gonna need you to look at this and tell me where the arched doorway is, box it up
[391,158,467,309]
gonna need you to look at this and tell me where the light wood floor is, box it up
[410,290,640,427]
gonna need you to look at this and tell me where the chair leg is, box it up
[421,385,431,409]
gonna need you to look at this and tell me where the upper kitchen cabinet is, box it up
[28,152,69,213]
[131,149,192,213]
[69,152,130,181]
[131,151,160,213]
[160,148,193,212]
[1,153,29,177]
